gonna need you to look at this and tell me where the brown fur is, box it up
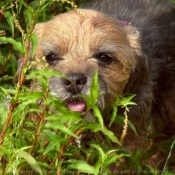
[14,1,175,169]
[34,9,140,104]
[15,9,148,154]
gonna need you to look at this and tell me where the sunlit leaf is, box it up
[18,150,43,175]
[67,160,95,174]
[45,122,78,139]
[101,127,121,145]
[119,94,136,107]
[94,160,102,175]
[0,37,26,55]
[26,69,67,79]
[18,92,44,101]
[90,70,99,102]
[92,105,104,127]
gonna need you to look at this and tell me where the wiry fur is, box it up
[84,0,175,141]
[15,0,175,169]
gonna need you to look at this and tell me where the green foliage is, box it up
[0,65,134,174]
[0,0,175,175]
[0,1,132,173]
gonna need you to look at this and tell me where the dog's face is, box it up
[32,9,140,113]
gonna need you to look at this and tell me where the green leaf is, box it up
[90,144,105,162]
[43,140,61,155]
[128,119,138,136]
[119,94,136,107]
[67,160,95,174]
[27,108,42,114]
[83,123,102,132]
[92,105,104,127]
[10,98,16,105]
[24,8,33,27]
[84,122,120,145]
[27,69,67,79]
[18,1,23,13]
[115,115,138,136]
[13,100,39,113]
[18,92,45,101]
[0,37,26,55]
[101,127,121,145]
[38,1,54,12]
[109,105,118,127]
[106,149,119,156]
[0,98,9,128]
[43,129,66,141]
[43,129,59,140]
[4,11,14,37]
[30,33,38,57]
[90,70,99,101]
[104,153,129,167]
[94,160,102,175]
[44,122,78,139]
[0,86,15,96]
[0,145,11,157]
[47,113,81,123]
[18,150,43,175]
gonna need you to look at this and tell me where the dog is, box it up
[15,0,175,170]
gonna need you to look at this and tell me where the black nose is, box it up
[63,73,87,95]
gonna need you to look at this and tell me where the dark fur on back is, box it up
[84,0,175,139]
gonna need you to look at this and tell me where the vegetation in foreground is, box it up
[0,0,175,174]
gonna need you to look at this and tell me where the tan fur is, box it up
[15,9,142,157]
[32,10,140,102]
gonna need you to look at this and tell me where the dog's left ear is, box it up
[13,23,45,83]
[123,24,141,56]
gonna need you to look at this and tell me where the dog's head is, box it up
[17,9,141,113]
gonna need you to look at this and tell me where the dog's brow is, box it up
[97,44,118,53]
[39,42,59,54]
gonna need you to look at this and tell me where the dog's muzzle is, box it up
[62,73,87,112]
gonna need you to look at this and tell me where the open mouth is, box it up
[66,97,86,112]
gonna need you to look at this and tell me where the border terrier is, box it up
[15,0,175,168]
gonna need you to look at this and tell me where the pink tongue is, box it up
[67,101,86,112]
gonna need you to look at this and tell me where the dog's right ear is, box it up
[13,23,45,83]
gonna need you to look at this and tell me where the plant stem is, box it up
[0,41,31,145]
[56,128,83,175]
[0,104,15,144]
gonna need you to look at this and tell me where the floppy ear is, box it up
[13,23,45,83]
[124,25,141,56]
[119,20,141,56]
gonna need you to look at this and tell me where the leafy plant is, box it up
[0,0,175,175]
[0,1,133,174]
[0,66,134,174]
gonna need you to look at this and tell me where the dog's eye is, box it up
[95,52,113,64]
[45,53,60,65]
